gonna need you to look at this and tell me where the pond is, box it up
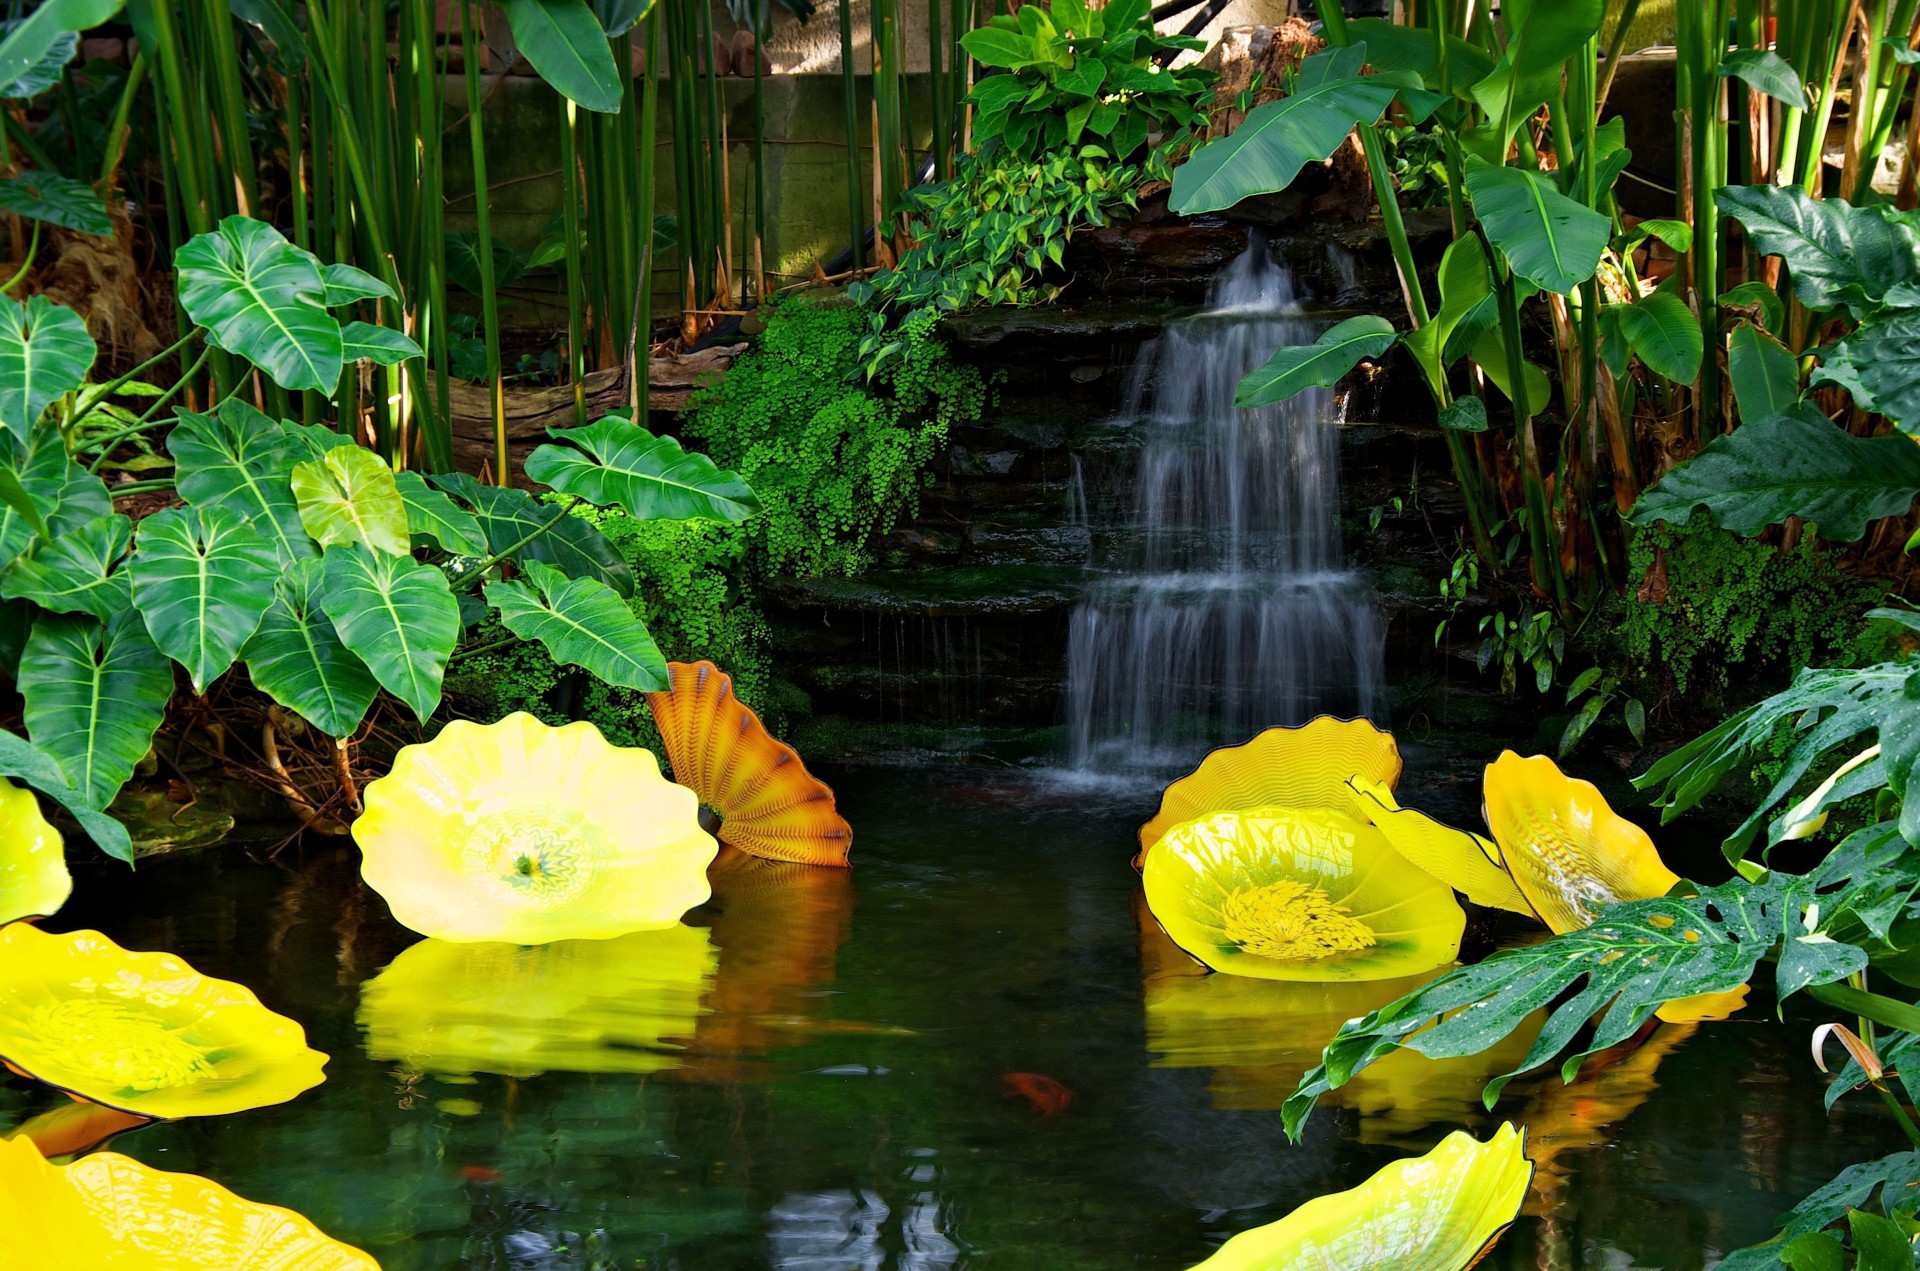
[17,758,1904,1270]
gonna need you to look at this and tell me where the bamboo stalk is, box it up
[839,0,864,269]
[456,0,508,484]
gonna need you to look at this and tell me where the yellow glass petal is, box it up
[1139,718,1402,861]
[1,1135,379,1268]
[1143,806,1464,981]
[354,712,718,943]
[0,776,69,924]
[1483,751,1681,934]
[1346,777,1532,915]
[1654,985,1750,1023]
[358,923,717,1078]
[0,924,327,1119]
[1187,1122,1533,1271]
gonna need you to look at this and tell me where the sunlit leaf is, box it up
[129,505,279,693]
[0,0,120,97]
[19,610,171,811]
[1613,289,1703,382]
[484,558,666,691]
[1235,316,1398,408]
[498,0,625,113]
[340,322,423,366]
[319,543,459,723]
[1466,163,1610,296]
[1718,48,1810,109]
[289,445,410,556]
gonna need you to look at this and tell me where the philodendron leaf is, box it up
[445,231,529,295]
[1439,396,1489,432]
[1613,290,1704,383]
[1465,163,1610,296]
[340,321,424,366]
[319,543,460,723]
[174,215,342,393]
[167,401,313,562]
[1716,185,1920,316]
[130,505,280,692]
[496,0,625,113]
[20,609,172,811]
[1234,315,1398,408]
[485,558,666,691]
[0,170,111,236]
[0,726,131,862]
[319,262,392,307]
[0,424,110,568]
[1170,44,1398,214]
[431,471,635,596]
[395,470,486,556]
[1729,322,1799,423]
[525,417,760,523]
[0,0,121,97]
[1629,403,1920,541]
[242,556,379,738]
[0,511,131,619]
[1812,314,1920,435]
[289,445,410,555]
[0,293,95,436]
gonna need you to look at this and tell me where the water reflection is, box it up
[765,1188,961,1270]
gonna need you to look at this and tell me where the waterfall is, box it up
[1064,242,1384,772]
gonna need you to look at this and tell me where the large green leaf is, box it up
[1729,321,1800,422]
[1470,323,1552,415]
[498,0,625,113]
[1613,289,1703,383]
[1716,185,1920,316]
[290,445,410,555]
[318,262,392,307]
[242,557,379,739]
[340,321,424,367]
[130,505,280,693]
[431,471,634,596]
[1170,44,1398,214]
[959,25,1033,69]
[174,216,342,393]
[396,470,487,556]
[318,544,459,723]
[0,511,130,619]
[0,293,95,436]
[0,0,121,97]
[1405,236,1498,393]
[0,726,131,861]
[167,402,313,562]
[1464,0,1603,152]
[1233,316,1398,408]
[1717,48,1811,109]
[0,423,109,568]
[445,232,530,295]
[1465,163,1610,295]
[524,417,760,523]
[19,609,172,811]
[1628,403,1920,541]
[1812,314,1920,435]
[1345,18,1493,92]
[485,558,666,691]
[0,22,75,98]
[0,170,110,236]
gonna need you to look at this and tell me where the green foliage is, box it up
[684,300,983,579]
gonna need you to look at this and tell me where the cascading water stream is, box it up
[1064,242,1384,772]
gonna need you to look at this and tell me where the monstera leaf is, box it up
[395,470,486,556]
[242,557,379,739]
[1234,316,1398,408]
[1171,44,1398,214]
[130,506,280,693]
[0,726,131,861]
[1812,314,1920,436]
[525,418,760,523]
[1629,403,1920,541]
[167,403,313,561]
[174,216,342,393]
[0,512,131,619]
[0,0,121,97]
[318,544,459,723]
[484,559,666,691]
[0,171,110,236]
[497,0,624,113]
[1465,163,1610,296]
[19,610,172,811]
[289,446,409,555]
[431,471,633,597]
[1716,185,1920,315]
[0,294,95,436]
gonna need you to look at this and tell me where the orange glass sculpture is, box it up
[1137,717,1401,863]
[646,660,852,866]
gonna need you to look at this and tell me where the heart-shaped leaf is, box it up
[525,417,760,522]
[20,609,172,811]
[497,0,625,113]
[341,321,424,366]
[1235,315,1398,408]
[243,556,379,738]
[167,402,314,562]
[431,471,633,596]
[0,725,132,861]
[0,170,110,236]
[484,558,666,691]
[1,511,130,619]
[319,543,460,722]
[174,215,342,393]
[130,505,280,692]
[0,293,95,436]
[290,445,410,555]
[1465,163,1610,296]
[396,470,486,555]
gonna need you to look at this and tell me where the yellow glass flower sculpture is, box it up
[0,1136,378,1268]
[1186,1123,1532,1271]
[1137,717,1401,864]
[358,923,717,1078]
[0,776,69,924]
[354,712,717,943]
[1143,806,1464,981]
[0,924,326,1119]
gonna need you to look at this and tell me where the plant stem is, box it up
[465,503,576,580]
[456,0,508,485]
[1,219,40,293]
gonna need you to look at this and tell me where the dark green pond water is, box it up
[11,761,1906,1270]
